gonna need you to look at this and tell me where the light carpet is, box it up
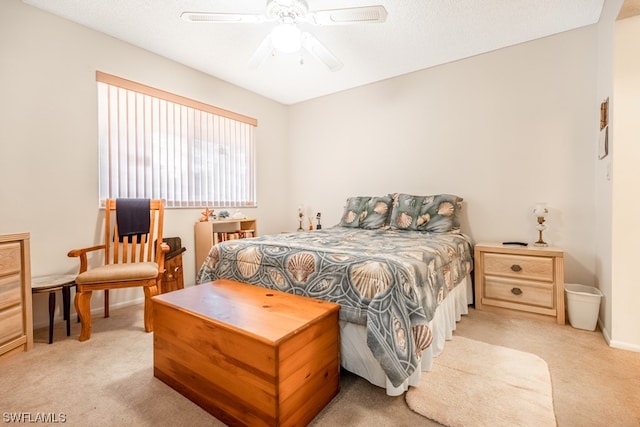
[405,336,556,427]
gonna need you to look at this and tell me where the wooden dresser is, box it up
[153,279,340,426]
[0,233,33,359]
[474,243,565,324]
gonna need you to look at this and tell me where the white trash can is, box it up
[565,284,603,331]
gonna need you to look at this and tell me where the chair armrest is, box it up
[67,244,106,274]
[157,242,170,274]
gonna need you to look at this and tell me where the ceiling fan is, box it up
[180,0,388,71]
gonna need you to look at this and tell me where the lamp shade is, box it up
[533,202,548,217]
[271,23,302,53]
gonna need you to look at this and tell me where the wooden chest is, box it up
[152,279,340,426]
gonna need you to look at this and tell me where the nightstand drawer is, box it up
[484,276,554,309]
[483,253,554,282]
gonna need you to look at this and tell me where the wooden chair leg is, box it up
[104,289,110,318]
[143,284,159,332]
[75,290,93,342]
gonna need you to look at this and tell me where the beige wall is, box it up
[289,27,598,282]
[612,14,640,349]
[0,0,290,327]
[594,0,621,348]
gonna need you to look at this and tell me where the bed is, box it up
[196,193,474,396]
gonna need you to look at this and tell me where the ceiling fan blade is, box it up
[308,5,388,25]
[301,32,343,71]
[248,36,275,68]
[180,11,266,24]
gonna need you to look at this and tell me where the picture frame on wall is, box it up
[599,126,609,159]
[598,97,609,160]
[600,98,609,130]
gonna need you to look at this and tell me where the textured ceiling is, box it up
[22,0,611,105]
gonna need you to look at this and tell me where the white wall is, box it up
[0,0,290,327]
[612,14,640,350]
[289,27,598,285]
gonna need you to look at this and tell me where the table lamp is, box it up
[533,202,549,247]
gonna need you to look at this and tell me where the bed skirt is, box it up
[339,274,471,396]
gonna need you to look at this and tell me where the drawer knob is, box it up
[510,264,522,272]
[511,287,523,295]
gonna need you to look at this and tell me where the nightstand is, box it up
[474,243,565,324]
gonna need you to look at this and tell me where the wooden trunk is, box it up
[152,279,340,426]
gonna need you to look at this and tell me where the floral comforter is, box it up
[196,226,473,387]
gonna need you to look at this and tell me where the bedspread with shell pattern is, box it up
[196,226,473,387]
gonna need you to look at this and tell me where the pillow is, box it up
[339,195,393,229]
[360,196,393,229]
[339,196,369,228]
[389,193,463,233]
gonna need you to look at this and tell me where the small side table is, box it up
[161,247,186,294]
[31,274,77,344]
[474,243,565,324]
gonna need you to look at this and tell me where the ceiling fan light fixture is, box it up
[181,1,388,70]
[271,23,302,53]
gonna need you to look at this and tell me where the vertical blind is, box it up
[96,72,257,208]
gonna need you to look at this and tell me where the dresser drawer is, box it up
[0,275,22,310]
[0,243,22,277]
[483,276,554,309]
[0,305,23,344]
[483,253,554,282]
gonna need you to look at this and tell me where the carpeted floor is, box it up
[2,303,639,426]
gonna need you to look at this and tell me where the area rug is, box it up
[405,337,556,427]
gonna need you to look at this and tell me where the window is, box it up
[97,71,257,208]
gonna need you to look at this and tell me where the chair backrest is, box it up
[103,199,165,266]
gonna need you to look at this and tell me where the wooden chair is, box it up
[68,199,169,341]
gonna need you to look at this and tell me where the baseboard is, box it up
[609,339,640,352]
[598,319,640,352]
[599,318,611,345]
[32,296,145,330]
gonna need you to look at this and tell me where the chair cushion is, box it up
[76,262,159,284]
